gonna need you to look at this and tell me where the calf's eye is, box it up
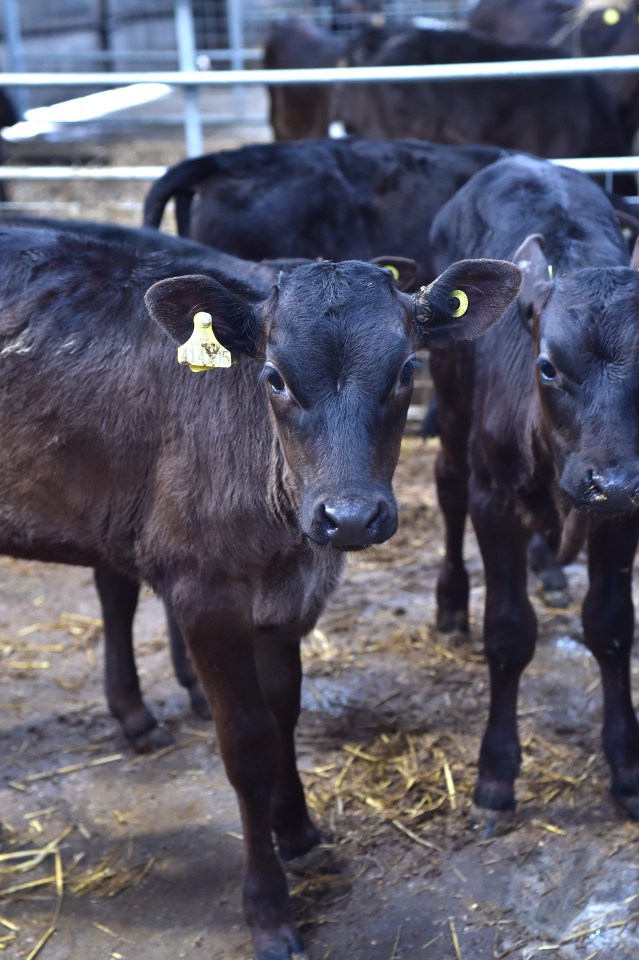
[537,357,557,382]
[263,366,287,396]
[398,356,421,388]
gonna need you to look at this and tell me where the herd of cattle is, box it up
[4,2,639,958]
[265,0,639,167]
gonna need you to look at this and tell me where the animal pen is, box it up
[4,4,639,960]
[0,0,636,221]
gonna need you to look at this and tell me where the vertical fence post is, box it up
[174,0,203,157]
[1,0,26,119]
[227,0,245,119]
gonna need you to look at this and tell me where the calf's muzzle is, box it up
[573,467,639,512]
[309,495,397,549]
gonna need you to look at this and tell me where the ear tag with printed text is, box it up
[177,311,233,372]
[450,289,469,318]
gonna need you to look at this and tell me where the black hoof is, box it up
[436,611,469,635]
[253,924,306,960]
[539,587,572,609]
[188,685,212,720]
[277,822,321,861]
[469,802,515,839]
[612,789,639,821]
[126,721,175,754]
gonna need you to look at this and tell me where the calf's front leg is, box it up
[173,586,304,960]
[470,483,537,830]
[583,517,639,818]
[95,566,173,752]
[254,630,320,860]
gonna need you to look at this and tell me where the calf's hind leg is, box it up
[166,605,211,719]
[434,442,470,633]
[430,350,473,635]
[583,517,639,818]
[95,566,173,752]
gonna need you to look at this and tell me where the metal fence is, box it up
[0,0,472,84]
[0,0,637,215]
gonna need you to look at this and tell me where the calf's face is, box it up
[517,235,639,513]
[146,258,520,549]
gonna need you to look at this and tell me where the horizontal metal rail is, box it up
[0,156,637,181]
[0,53,638,87]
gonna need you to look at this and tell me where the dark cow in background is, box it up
[0,87,18,202]
[264,18,346,140]
[336,25,632,173]
[468,0,639,143]
[0,221,521,957]
[143,137,506,288]
[428,154,639,830]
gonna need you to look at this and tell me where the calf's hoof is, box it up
[469,801,515,839]
[276,820,321,861]
[612,787,639,821]
[126,720,175,754]
[435,610,469,635]
[252,923,306,960]
[538,585,572,610]
[188,683,212,720]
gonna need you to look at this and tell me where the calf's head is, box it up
[146,258,520,549]
[516,234,639,513]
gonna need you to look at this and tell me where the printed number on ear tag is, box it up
[177,311,233,372]
[450,289,469,319]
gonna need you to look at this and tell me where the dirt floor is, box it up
[4,437,639,960]
[3,105,639,960]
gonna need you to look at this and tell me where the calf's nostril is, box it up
[320,504,339,532]
[582,469,607,503]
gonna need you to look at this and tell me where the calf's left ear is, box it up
[145,274,259,358]
[370,256,420,291]
[411,258,522,347]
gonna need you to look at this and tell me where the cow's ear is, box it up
[370,256,420,291]
[512,233,552,312]
[145,274,259,357]
[411,258,522,347]
[631,234,639,270]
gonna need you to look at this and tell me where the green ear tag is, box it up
[603,7,621,25]
[177,311,233,372]
[450,289,469,318]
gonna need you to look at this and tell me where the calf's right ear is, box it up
[411,258,522,347]
[145,274,259,357]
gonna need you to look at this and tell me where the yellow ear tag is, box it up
[547,264,554,280]
[382,264,400,281]
[450,289,469,318]
[603,7,621,24]
[177,311,233,372]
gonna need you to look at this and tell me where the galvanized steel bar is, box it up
[1,0,26,117]
[0,157,637,181]
[174,0,203,157]
[227,0,246,117]
[0,54,638,87]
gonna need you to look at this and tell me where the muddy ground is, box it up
[4,437,639,960]
[3,106,639,960]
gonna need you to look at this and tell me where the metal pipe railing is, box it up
[0,156,637,181]
[0,53,638,88]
